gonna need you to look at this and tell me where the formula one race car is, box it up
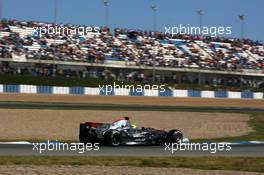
[79,117,186,146]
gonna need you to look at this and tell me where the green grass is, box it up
[0,74,134,87]
[0,156,263,172]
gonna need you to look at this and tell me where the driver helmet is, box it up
[131,124,137,128]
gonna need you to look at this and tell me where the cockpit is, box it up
[109,117,131,129]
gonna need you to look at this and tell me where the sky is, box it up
[2,0,264,42]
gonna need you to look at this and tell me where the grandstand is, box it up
[0,19,263,90]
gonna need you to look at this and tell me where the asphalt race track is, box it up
[0,144,264,157]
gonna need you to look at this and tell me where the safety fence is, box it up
[0,84,263,99]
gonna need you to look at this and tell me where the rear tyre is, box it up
[166,129,183,143]
[104,130,122,146]
[79,123,96,144]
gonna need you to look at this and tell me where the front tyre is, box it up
[166,129,183,143]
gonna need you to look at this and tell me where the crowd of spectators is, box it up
[0,19,263,90]
[0,19,263,72]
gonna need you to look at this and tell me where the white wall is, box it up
[201,91,215,98]
[85,87,100,95]
[228,91,241,99]
[0,84,263,100]
[173,90,188,97]
[20,85,37,94]
[253,92,263,99]
[53,86,69,95]
[114,88,130,96]
[144,89,159,97]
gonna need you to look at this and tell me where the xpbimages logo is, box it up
[99,82,166,95]
[32,140,100,154]
[33,24,100,37]
[164,142,232,154]
[165,24,232,37]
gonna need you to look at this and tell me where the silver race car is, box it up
[79,117,186,146]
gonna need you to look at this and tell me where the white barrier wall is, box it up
[228,91,241,99]
[20,85,37,94]
[53,86,69,95]
[0,84,263,99]
[253,92,264,99]
[173,90,188,97]
[85,87,100,95]
[144,89,159,96]
[201,91,215,98]
[114,88,129,96]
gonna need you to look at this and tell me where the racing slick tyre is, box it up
[166,129,183,143]
[79,123,96,144]
[104,130,122,146]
